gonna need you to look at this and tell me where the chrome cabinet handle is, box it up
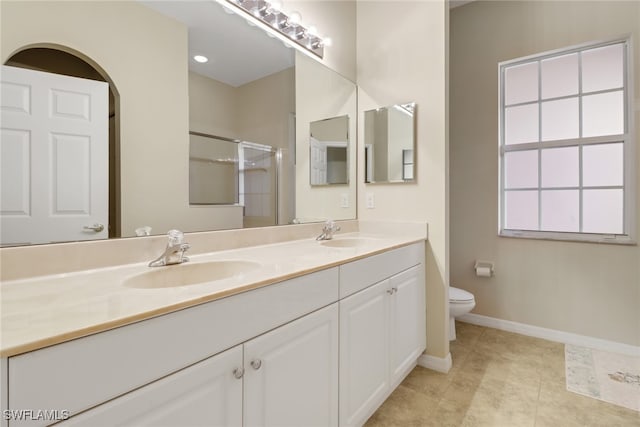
[83,223,104,232]
[233,367,244,379]
[250,359,262,370]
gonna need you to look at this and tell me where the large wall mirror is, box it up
[364,102,416,184]
[0,0,357,246]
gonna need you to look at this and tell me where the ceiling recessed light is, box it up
[193,55,209,63]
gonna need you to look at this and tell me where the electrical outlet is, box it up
[366,192,375,209]
[340,193,349,208]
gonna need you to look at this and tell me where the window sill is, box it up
[499,230,637,246]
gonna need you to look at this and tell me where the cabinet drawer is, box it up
[339,243,423,298]
[8,267,339,426]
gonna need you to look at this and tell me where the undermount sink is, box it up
[124,260,261,289]
[320,238,378,248]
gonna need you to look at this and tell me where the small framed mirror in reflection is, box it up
[364,102,416,184]
[309,115,349,186]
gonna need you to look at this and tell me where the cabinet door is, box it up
[389,265,426,387]
[59,345,243,427]
[243,303,339,427]
[339,280,390,427]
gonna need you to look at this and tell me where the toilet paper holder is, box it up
[474,260,494,277]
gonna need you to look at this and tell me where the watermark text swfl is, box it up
[3,409,70,422]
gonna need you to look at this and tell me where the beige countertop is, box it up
[1,230,426,357]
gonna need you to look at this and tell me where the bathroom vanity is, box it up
[0,224,426,427]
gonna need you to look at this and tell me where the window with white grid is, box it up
[499,39,634,243]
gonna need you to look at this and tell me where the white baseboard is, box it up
[417,352,452,373]
[459,313,640,357]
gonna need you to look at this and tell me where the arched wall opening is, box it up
[5,45,121,237]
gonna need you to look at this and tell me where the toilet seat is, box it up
[450,286,474,303]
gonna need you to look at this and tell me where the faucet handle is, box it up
[167,229,185,245]
[323,220,340,233]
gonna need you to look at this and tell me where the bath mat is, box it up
[565,344,640,412]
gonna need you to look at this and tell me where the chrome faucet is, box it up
[316,220,341,241]
[149,230,190,267]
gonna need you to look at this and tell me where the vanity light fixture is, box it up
[221,0,329,58]
[193,55,209,63]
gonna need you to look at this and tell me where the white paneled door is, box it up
[339,280,390,427]
[244,303,339,427]
[58,345,243,427]
[1,65,108,245]
[309,137,327,185]
[389,265,425,387]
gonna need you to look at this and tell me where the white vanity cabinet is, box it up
[338,244,425,427]
[2,240,426,427]
[61,304,339,427]
[6,268,339,427]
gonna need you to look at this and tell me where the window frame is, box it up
[498,37,636,244]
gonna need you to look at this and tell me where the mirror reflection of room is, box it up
[309,115,349,186]
[0,0,357,246]
[364,102,416,184]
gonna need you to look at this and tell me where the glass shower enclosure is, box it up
[188,132,280,228]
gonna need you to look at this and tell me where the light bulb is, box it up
[193,55,209,63]
[322,37,332,47]
[307,26,318,37]
[288,11,301,25]
[269,0,282,12]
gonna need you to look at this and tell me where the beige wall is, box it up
[236,68,295,150]
[1,0,243,236]
[189,71,238,138]
[190,68,296,146]
[285,0,357,82]
[450,1,640,346]
[357,1,450,359]
[295,52,358,222]
[310,115,349,142]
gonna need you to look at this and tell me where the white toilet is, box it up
[449,286,475,340]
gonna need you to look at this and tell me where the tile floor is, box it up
[365,322,640,427]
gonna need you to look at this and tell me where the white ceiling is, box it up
[139,1,294,87]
